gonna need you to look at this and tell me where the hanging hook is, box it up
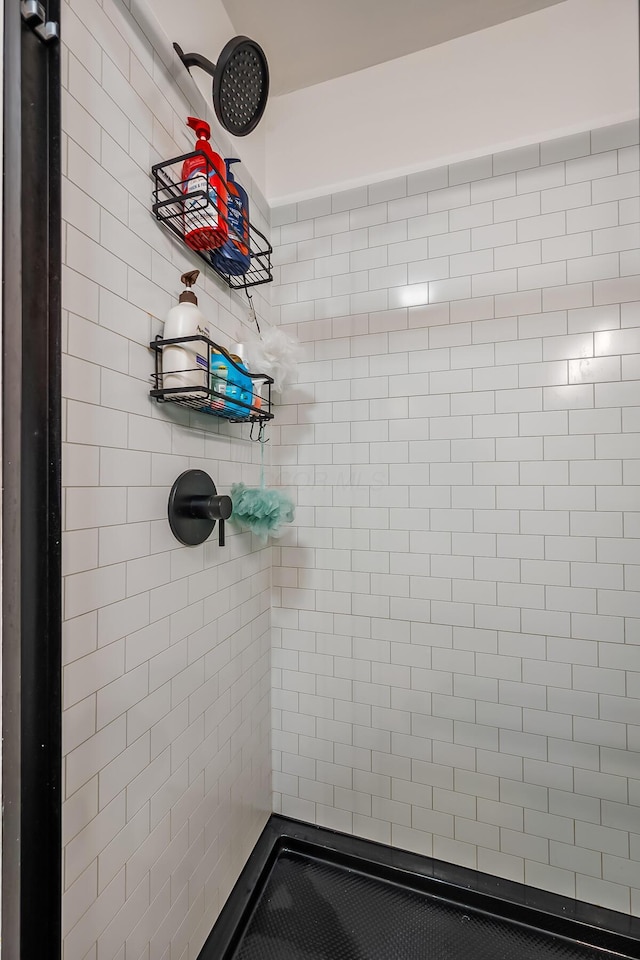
[249,419,269,443]
[245,287,260,334]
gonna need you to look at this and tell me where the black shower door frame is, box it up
[2,1,62,958]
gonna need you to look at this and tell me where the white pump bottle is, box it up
[162,270,211,398]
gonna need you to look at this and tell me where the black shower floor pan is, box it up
[199,816,640,960]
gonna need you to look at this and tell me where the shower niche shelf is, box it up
[151,150,273,290]
[149,335,274,424]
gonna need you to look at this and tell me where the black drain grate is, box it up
[231,851,629,960]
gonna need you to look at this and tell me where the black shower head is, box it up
[174,36,269,137]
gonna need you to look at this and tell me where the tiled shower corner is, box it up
[60,0,640,956]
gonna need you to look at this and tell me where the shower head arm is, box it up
[173,43,217,79]
[173,37,269,137]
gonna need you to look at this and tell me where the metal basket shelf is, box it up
[151,150,273,290]
[149,334,274,423]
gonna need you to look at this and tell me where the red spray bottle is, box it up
[182,117,228,251]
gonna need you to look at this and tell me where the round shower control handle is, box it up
[168,470,233,546]
[215,495,233,520]
[189,494,232,521]
[188,493,232,546]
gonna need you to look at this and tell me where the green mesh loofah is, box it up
[230,430,295,542]
[230,482,295,542]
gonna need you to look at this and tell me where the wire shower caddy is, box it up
[151,150,273,290]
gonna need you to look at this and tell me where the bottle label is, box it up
[194,322,211,373]
[184,171,218,235]
[228,195,244,242]
[210,364,226,409]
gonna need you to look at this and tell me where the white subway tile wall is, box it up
[61,1,272,958]
[271,121,640,914]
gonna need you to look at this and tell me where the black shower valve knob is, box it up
[168,469,232,546]
[189,493,232,521]
[188,492,232,546]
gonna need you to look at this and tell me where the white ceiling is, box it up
[220,0,567,95]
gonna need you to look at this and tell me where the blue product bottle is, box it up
[211,159,251,277]
[228,354,252,420]
[208,352,229,414]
